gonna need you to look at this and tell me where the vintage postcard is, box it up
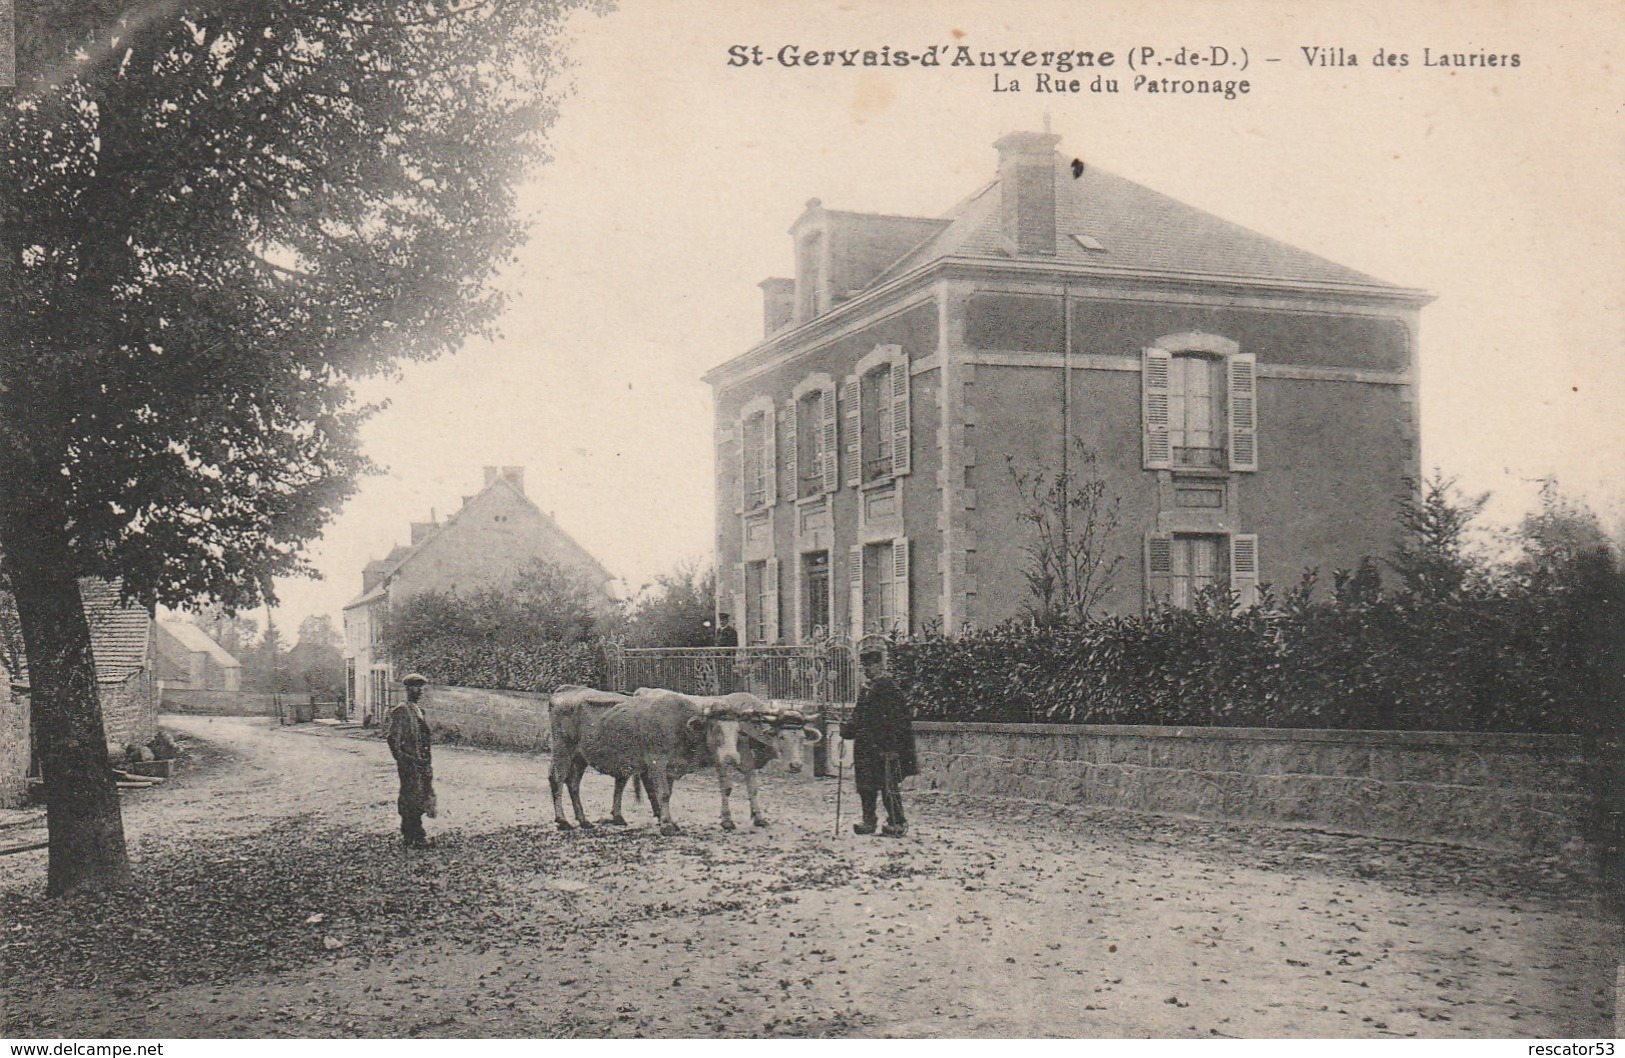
[1,0,1620,1043]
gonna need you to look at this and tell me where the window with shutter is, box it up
[861,364,893,482]
[1230,533,1259,608]
[1227,353,1258,471]
[762,405,777,506]
[847,544,864,637]
[783,398,799,499]
[890,356,911,477]
[732,563,747,643]
[842,377,861,488]
[891,536,910,633]
[1145,533,1173,609]
[1142,349,1172,469]
[763,557,781,643]
[740,410,769,510]
[820,386,839,493]
[802,550,831,640]
[1170,353,1225,469]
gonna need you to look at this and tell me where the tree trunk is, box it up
[1,517,131,896]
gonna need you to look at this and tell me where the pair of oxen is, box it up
[547,685,824,836]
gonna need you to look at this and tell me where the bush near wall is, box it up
[389,637,602,694]
[891,582,1618,736]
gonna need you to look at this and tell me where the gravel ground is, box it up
[1,714,1617,1039]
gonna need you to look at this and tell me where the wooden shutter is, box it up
[842,376,861,488]
[891,537,910,633]
[763,406,778,505]
[737,415,749,511]
[1227,352,1258,472]
[732,563,747,642]
[848,544,864,636]
[764,557,781,643]
[820,386,839,493]
[889,351,911,477]
[783,399,798,499]
[1144,532,1173,610]
[1142,349,1172,470]
[1230,534,1259,609]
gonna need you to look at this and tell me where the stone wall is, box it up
[0,678,29,809]
[161,687,278,717]
[101,673,158,754]
[420,685,551,752]
[913,722,1589,854]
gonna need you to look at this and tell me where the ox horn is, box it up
[801,724,824,744]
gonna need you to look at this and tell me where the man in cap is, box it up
[386,673,436,847]
[842,644,918,836]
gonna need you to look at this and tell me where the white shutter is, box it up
[764,405,778,505]
[733,563,747,643]
[890,352,911,477]
[842,376,861,488]
[892,537,910,634]
[783,398,798,500]
[848,544,864,636]
[1142,349,1172,470]
[1230,534,1259,609]
[1145,532,1173,610]
[820,386,839,493]
[737,414,749,511]
[764,557,781,643]
[1228,353,1258,472]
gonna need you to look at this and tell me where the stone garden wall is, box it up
[912,722,1588,854]
[419,684,552,752]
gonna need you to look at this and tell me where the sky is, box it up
[238,0,1624,639]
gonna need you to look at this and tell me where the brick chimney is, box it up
[994,131,1061,256]
[759,277,795,336]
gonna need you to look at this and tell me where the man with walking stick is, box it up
[842,643,917,837]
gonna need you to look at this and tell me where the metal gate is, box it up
[605,637,859,773]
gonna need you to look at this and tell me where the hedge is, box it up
[890,580,1619,735]
[389,636,603,694]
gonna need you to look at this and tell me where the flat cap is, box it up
[401,673,428,686]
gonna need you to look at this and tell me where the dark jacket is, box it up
[842,673,918,786]
[386,700,435,817]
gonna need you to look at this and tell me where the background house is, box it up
[1,579,157,806]
[342,466,617,720]
[705,131,1428,642]
[154,619,243,713]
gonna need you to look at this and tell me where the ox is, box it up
[548,684,639,830]
[634,689,823,831]
[549,685,729,835]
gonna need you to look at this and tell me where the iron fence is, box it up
[606,637,858,718]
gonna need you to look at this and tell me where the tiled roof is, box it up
[9,579,153,688]
[872,155,1404,292]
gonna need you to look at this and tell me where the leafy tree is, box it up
[190,603,259,663]
[381,559,611,690]
[1006,442,1124,624]
[1391,470,1490,600]
[285,614,345,697]
[625,559,717,647]
[1513,479,1617,590]
[0,0,594,895]
[242,617,291,694]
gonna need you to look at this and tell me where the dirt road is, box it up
[2,715,1616,1038]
